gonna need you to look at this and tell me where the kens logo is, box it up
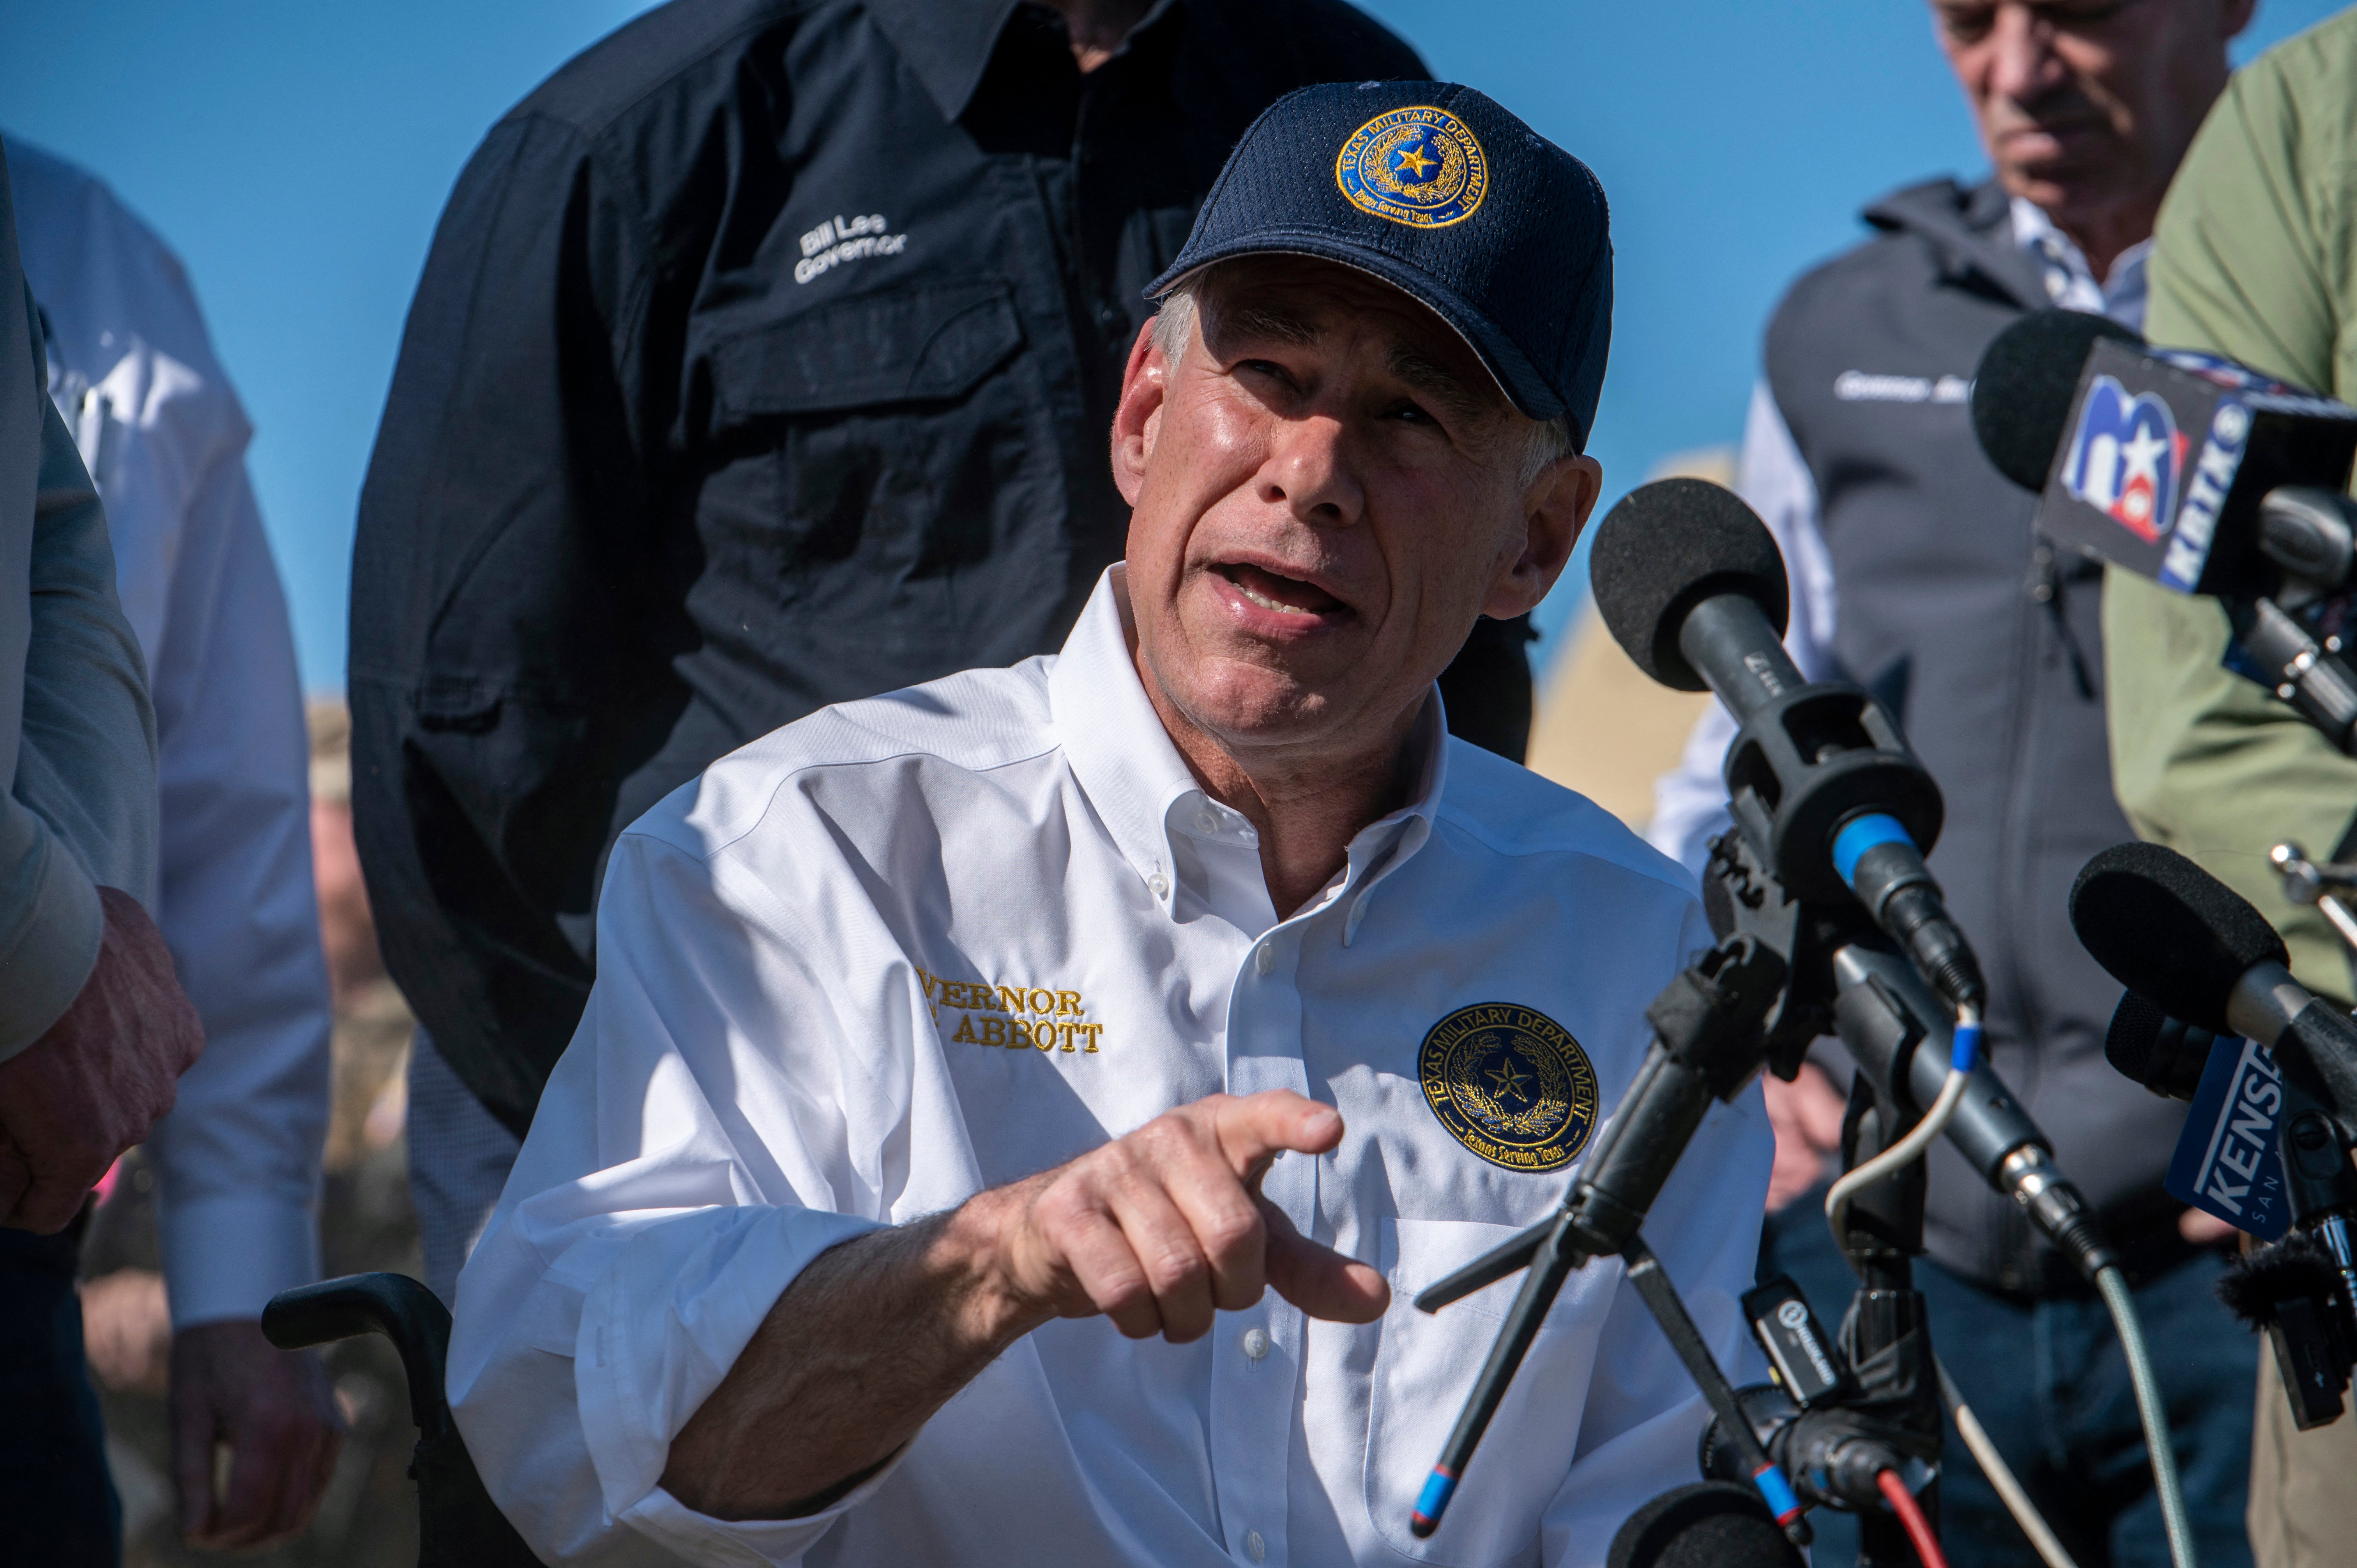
[2187,1037,2284,1220]
[917,964,1105,1055]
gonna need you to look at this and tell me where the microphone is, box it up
[2106,990,2295,1240]
[2104,991,2221,1102]
[1832,947,2116,1278]
[2073,843,2357,1435]
[2069,841,2357,1128]
[1607,1483,1806,1568]
[1971,307,2145,491]
[1973,311,2357,746]
[1971,309,2357,597]
[1589,479,1985,1016]
[2219,1229,2355,1429]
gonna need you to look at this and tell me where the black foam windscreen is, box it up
[1589,478,1790,692]
[2104,989,2171,1089]
[2219,1229,2346,1328]
[1607,1483,1803,1568]
[2069,842,2289,1035]
[1971,308,2147,491]
[2103,990,2216,1101]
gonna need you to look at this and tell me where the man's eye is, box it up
[2041,0,2136,24]
[1387,401,1438,427]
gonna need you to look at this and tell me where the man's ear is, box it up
[1484,452,1601,620]
[1111,321,1171,507]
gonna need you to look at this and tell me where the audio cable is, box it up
[1824,1012,1981,1248]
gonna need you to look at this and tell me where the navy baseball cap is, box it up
[1146,80,1613,448]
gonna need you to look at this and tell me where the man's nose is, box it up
[1257,415,1366,529]
[1988,2,2068,105]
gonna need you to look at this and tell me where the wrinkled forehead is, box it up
[1191,256,1516,427]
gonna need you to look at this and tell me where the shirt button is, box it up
[1242,1326,1270,1360]
[1244,1530,1267,1562]
[1254,944,1274,976]
[1196,809,1219,833]
[1148,872,1169,899]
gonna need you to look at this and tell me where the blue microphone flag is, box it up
[2164,1033,2291,1241]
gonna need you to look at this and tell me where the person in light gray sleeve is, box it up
[0,137,207,1568]
[10,137,347,1554]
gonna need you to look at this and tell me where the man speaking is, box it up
[450,82,1771,1566]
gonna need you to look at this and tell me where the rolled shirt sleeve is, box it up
[449,828,902,1566]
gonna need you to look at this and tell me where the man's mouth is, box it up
[1216,562,1346,621]
[1998,114,2106,161]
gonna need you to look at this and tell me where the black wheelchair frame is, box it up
[262,1273,537,1567]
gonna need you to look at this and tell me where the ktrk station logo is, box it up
[2061,375,2190,544]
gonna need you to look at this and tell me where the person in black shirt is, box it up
[352,0,1539,1301]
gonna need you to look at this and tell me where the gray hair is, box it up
[1149,277,1576,488]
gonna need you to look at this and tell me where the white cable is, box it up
[1937,1357,2080,1568]
[1824,1070,1968,1249]
[2097,1264,2199,1568]
[1824,1011,1982,1249]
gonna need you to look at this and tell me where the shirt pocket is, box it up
[1363,1218,1618,1568]
[696,279,1058,684]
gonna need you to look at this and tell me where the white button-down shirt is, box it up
[10,141,330,1325]
[1649,198,2150,872]
[452,569,1771,1568]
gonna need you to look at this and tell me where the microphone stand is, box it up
[1819,1053,1945,1566]
[2227,595,2357,754]
[2271,841,2357,957]
[1410,831,1952,1554]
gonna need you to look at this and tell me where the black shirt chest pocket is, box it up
[695,279,1062,665]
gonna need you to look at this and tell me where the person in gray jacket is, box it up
[1649,3,2257,1564]
[0,140,207,1566]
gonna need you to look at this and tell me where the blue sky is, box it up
[2,0,2345,691]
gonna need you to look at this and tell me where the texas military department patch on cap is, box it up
[1418,1003,1598,1172]
[1334,106,1488,230]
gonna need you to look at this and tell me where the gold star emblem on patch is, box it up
[1486,1056,1530,1100]
[1393,140,1437,178]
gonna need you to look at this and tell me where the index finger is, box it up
[1210,1090,1344,1182]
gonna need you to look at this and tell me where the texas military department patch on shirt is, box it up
[1334,106,1488,230]
[1419,1003,1598,1172]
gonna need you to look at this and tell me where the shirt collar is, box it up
[1046,568,1449,925]
[864,0,1183,123]
[2008,196,2150,331]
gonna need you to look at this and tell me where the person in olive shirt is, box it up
[2105,6,2357,1008]
[352,0,1551,1306]
[2100,10,2357,1565]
